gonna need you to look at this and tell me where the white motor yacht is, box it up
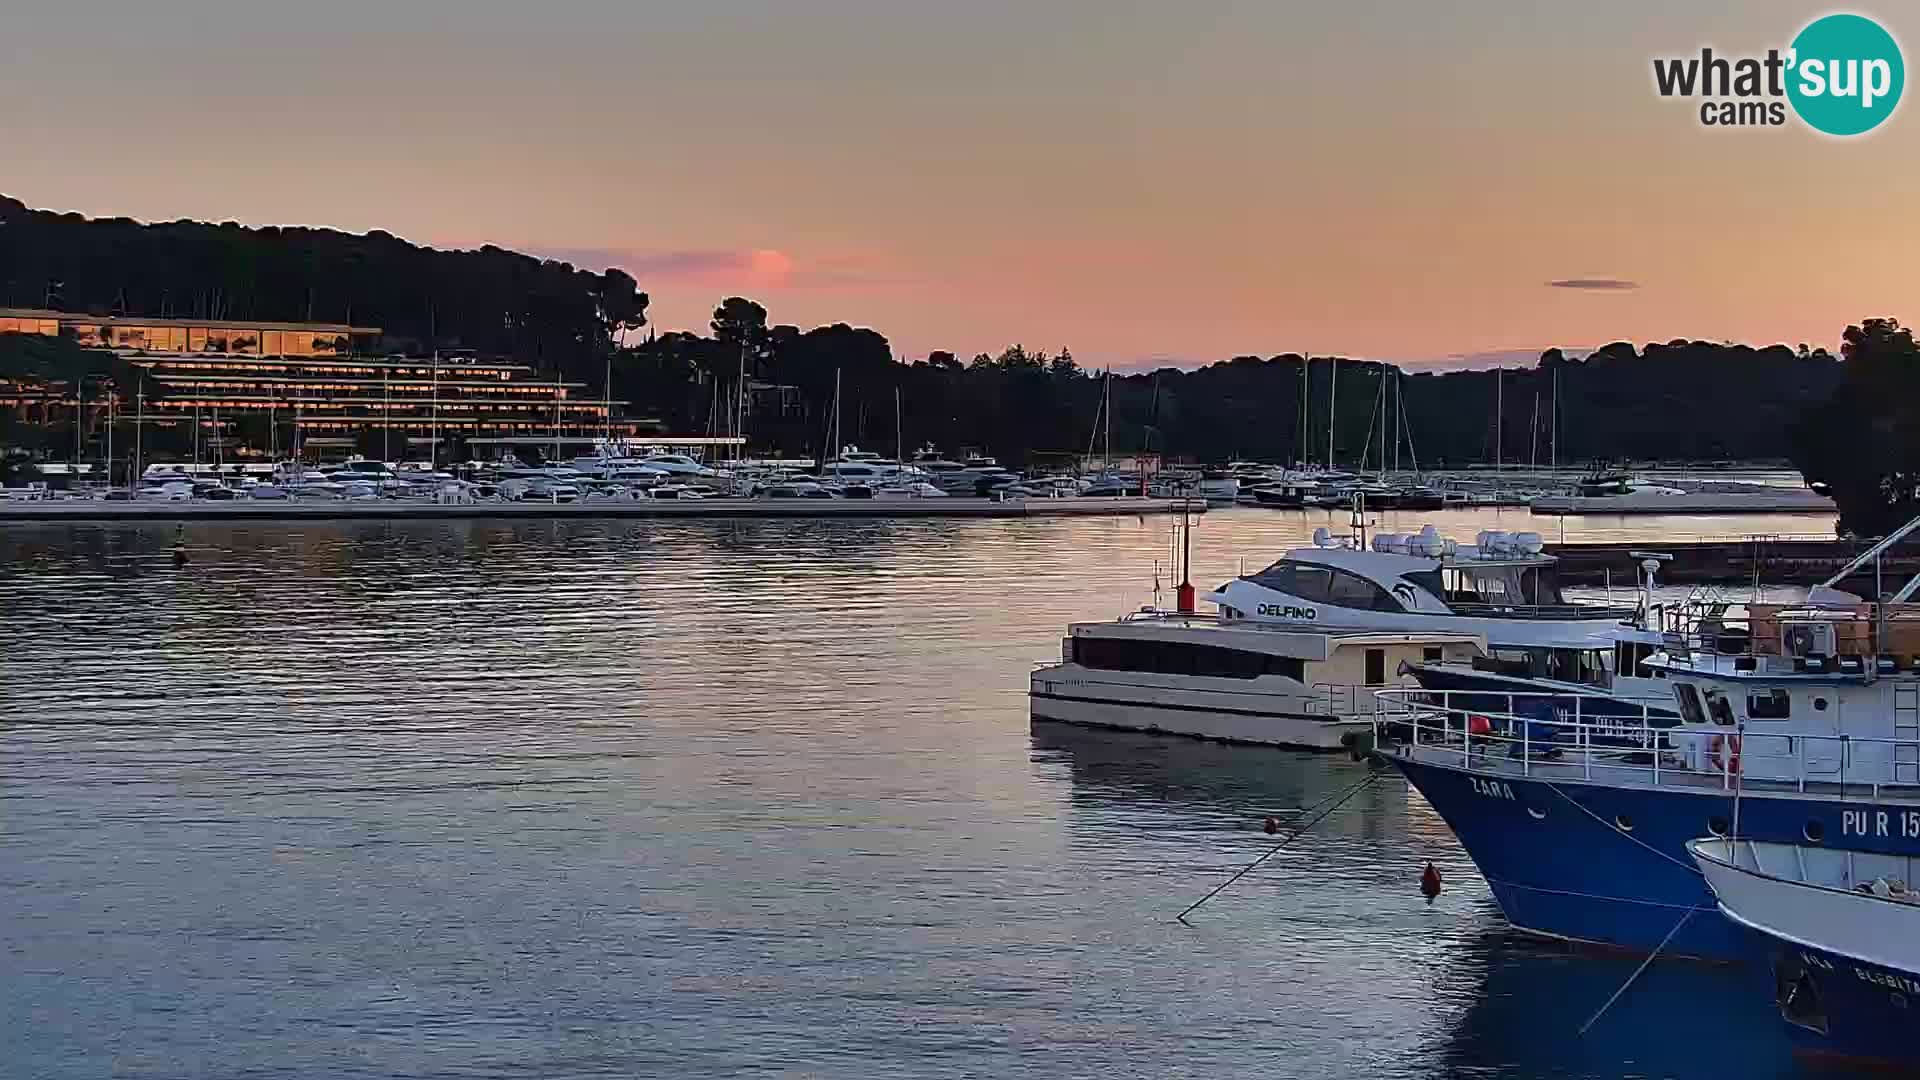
[638,453,717,478]
[872,482,949,499]
[1032,610,1484,750]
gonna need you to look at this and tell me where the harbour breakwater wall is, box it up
[1547,538,1918,588]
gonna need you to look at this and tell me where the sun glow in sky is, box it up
[4,1,1916,367]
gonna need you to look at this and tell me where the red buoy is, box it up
[1263,816,1280,835]
[1420,861,1443,902]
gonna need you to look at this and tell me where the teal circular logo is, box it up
[1787,14,1904,136]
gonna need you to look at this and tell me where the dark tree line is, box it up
[607,305,1845,470]
[1791,318,1920,536]
[0,195,647,373]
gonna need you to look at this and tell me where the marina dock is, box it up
[1530,490,1836,515]
[0,495,1206,524]
[1546,537,1912,587]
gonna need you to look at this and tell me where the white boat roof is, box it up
[1278,545,1553,572]
[1067,613,1484,661]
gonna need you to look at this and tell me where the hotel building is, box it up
[0,308,663,460]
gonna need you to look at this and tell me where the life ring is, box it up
[1708,733,1742,774]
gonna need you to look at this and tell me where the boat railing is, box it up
[1444,601,1639,620]
[1312,682,1418,721]
[1374,687,1920,798]
[1117,609,1225,625]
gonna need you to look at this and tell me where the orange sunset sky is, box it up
[3,1,1915,368]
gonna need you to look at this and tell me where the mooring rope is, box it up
[1175,768,1383,925]
[1576,904,1709,1036]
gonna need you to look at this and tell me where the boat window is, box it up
[1473,648,1538,678]
[1248,562,1294,593]
[1400,571,1445,605]
[1748,689,1792,720]
[1327,569,1402,612]
[1364,648,1386,686]
[1422,646,1443,662]
[1249,562,1335,604]
[1071,637,1306,681]
[1547,649,1578,683]
[1544,649,1607,687]
[1584,649,1611,687]
[1615,641,1657,679]
[1440,564,1541,606]
[1516,564,1565,606]
[1676,683,1707,725]
[1704,690,1737,726]
[1439,567,1486,604]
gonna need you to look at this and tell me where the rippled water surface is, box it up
[0,509,1844,1078]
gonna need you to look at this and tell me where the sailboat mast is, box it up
[895,386,903,465]
[1377,367,1387,475]
[833,367,842,461]
[1494,366,1503,471]
[734,338,747,462]
[1393,372,1401,473]
[1326,356,1337,468]
[1531,392,1540,471]
[1551,368,1560,471]
[1104,369,1112,471]
[1297,358,1307,468]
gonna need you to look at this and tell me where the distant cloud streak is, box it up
[530,245,912,292]
[1547,278,1639,291]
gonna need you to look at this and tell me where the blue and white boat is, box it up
[1690,836,1920,1068]
[1206,524,1673,723]
[1375,518,1920,960]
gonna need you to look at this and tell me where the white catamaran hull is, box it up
[1028,669,1365,750]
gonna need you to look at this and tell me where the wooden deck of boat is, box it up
[0,496,1206,523]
